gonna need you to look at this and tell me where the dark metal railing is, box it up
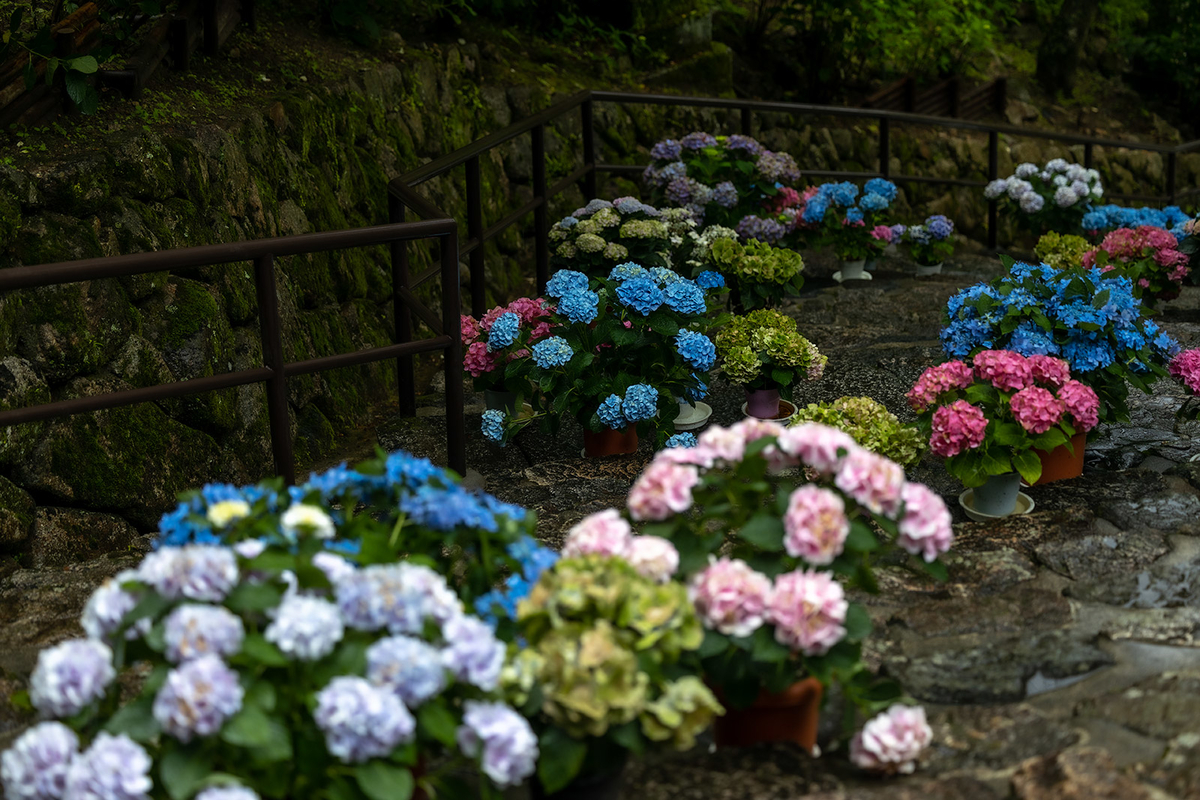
[0,220,465,482]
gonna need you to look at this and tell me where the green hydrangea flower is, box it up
[791,395,926,467]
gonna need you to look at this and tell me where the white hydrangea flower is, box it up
[280,504,335,540]
[206,500,251,528]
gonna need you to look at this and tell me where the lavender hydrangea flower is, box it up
[194,786,260,800]
[315,676,415,763]
[1019,192,1045,213]
[925,215,954,239]
[724,134,763,157]
[712,181,738,208]
[264,595,344,660]
[163,605,245,663]
[574,199,613,217]
[1006,179,1033,200]
[983,179,1008,199]
[665,176,697,206]
[650,138,681,161]
[335,563,462,634]
[1013,162,1039,179]
[1,722,79,800]
[137,545,238,602]
[30,639,115,719]
[456,701,538,788]
[658,162,688,185]
[63,734,150,800]
[757,151,801,184]
[440,615,505,691]
[367,635,447,707]
[153,655,243,742]
[736,215,788,244]
[1053,186,1078,207]
[680,132,717,150]
[597,394,628,430]
[312,551,356,584]
[81,571,141,643]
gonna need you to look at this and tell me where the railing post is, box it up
[740,106,752,136]
[879,117,890,177]
[465,155,485,317]
[389,193,417,418]
[203,0,219,55]
[253,253,295,486]
[582,98,598,200]
[1084,142,1094,170]
[441,231,466,476]
[987,130,999,251]
[948,77,961,118]
[532,123,549,295]
[1167,150,1177,204]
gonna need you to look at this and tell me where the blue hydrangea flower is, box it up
[801,195,829,223]
[864,178,898,201]
[400,484,500,532]
[265,595,345,661]
[616,276,664,316]
[650,139,682,161]
[680,132,717,149]
[696,270,725,290]
[713,181,738,208]
[441,615,505,691]
[315,676,415,763]
[1009,321,1059,356]
[63,733,151,800]
[367,635,447,707]
[556,289,600,324]
[675,330,716,371]
[662,280,706,315]
[384,451,444,489]
[1,722,79,800]
[687,377,708,401]
[575,199,614,217]
[153,655,243,742]
[940,318,994,358]
[1062,333,1115,372]
[163,604,245,664]
[558,216,579,229]
[859,192,888,212]
[486,313,520,351]
[828,182,859,207]
[531,336,573,369]
[597,394,628,430]
[609,262,649,282]
[622,384,659,422]
[137,546,239,603]
[481,408,505,442]
[844,207,865,224]
[545,270,590,298]
[926,215,954,239]
[665,433,697,449]
[457,701,538,789]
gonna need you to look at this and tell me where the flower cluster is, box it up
[909,351,1099,485]
[984,160,1102,233]
[791,396,926,468]
[1034,231,1093,270]
[801,179,898,261]
[941,261,1177,423]
[715,309,826,390]
[549,198,671,273]
[1169,348,1200,395]
[902,214,955,267]
[707,237,805,310]
[850,705,933,775]
[1081,204,1193,240]
[462,298,555,384]
[1082,225,1191,306]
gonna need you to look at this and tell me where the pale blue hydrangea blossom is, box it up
[366,635,448,707]
[80,571,143,643]
[440,615,506,691]
[456,701,539,788]
[194,786,260,800]
[63,733,151,800]
[152,655,244,742]
[137,545,239,602]
[30,639,115,719]
[335,563,462,635]
[264,595,345,660]
[1,722,79,800]
[314,676,415,763]
[312,551,356,584]
[163,604,245,663]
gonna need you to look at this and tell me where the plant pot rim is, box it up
[958,488,1035,521]
[740,399,797,421]
[674,401,713,431]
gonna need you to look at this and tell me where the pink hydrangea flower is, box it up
[906,361,974,412]
[777,423,859,475]
[1170,348,1200,394]
[1009,386,1066,434]
[1138,278,1151,288]
[697,425,746,464]
[480,307,507,331]
[529,321,555,341]
[627,536,680,583]
[463,342,498,377]
[767,569,847,656]
[461,315,481,345]
[972,350,1032,393]
[1057,379,1099,432]
[627,458,701,521]
[688,557,773,637]
[731,419,793,470]
[849,704,933,775]
[929,400,987,458]
[870,224,894,243]
[897,483,953,562]
[783,485,850,565]
[767,186,801,213]
[563,509,633,558]
[507,297,553,324]
[834,449,905,516]
[1026,355,1071,389]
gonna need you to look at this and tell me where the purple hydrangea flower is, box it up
[153,655,243,742]
[757,151,801,184]
[440,615,505,691]
[680,132,717,150]
[63,734,150,800]
[665,176,697,206]
[194,787,260,800]
[1,722,79,800]
[926,215,954,239]
[137,546,238,602]
[335,563,462,635]
[163,605,245,663]
[264,595,344,661]
[712,181,738,208]
[81,571,142,643]
[724,134,763,157]
[366,635,447,707]
[650,139,682,161]
[456,701,538,788]
[30,640,115,719]
[735,215,788,245]
[312,551,356,584]
[314,677,415,763]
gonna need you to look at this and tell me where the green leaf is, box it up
[225,582,283,612]
[696,629,729,659]
[64,70,88,105]
[737,512,785,552]
[980,448,1013,477]
[646,310,680,336]
[245,680,277,712]
[770,368,793,387]
[355,761,413,800]
[159,747,212,800]
[68,55,98,74]
[918,558,949,582]
[1012,449,1042,485]
[749,626,790,663]
[417,702,458,747]
[537,729,587,794]
[247,718,293,764]
[239,632,288,667]
[103,697,160,742]
[844,603,872,642]
[992,422,1026,447]
[220,706,273,747]
[1031,427,1069,452]
[610,721,646,755]
[844,520,879,553]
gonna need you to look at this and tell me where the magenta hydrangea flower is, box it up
[972,350,1032,393]
[768,569,847,656]
[1057,379,1099,432]
[688,557,773,637]
[562,509,633,559]
[849,704,933,775]
[776,423,859,475]
[905,361,975,411]
[783,485,850,565]
[1027,355,1071,390]
[1009,386,1066,434]
[627,536,680,583]
[463,341,498,377]
[627,458,700,521]
[928,400,987,458]
[897,483,954,562]
[1169,348,1200,394]
[834,449,905,516]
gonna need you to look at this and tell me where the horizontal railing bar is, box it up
[390,90,592,190]
[548,163,592,197]
[0,220,458,291]
[0,367,275,426]
[283,337,452,378]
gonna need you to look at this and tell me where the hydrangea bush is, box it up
[907,352,1100,486]
[901,214,955,267]
[706,236,804,311]
[941,260,1179,422]
[461,298,555,399]
[549,198,671,275]
[801,179,899,261]
[1082,204,1193,240]
[642,132,802,228]
[2,457,543,800]
[482,267,725,448]
[983,159,1102,234]
[715,309,826,392]
[791,396,926,468]
[1082,226,1192,307]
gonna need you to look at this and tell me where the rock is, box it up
[1010,747,1155,799]
[0,356,50,468]
[1075,671,1200,741]
[29,506,146,568]
[0,475,35,551]
[267,101,288,132]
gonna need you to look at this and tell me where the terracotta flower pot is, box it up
[712,677,823,751]
[1033,431,1086,484]
[582,427,639,457]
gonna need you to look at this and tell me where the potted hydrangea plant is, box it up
[902,215,955,276]
[941,260,1179,423]
[791,396,926,468]
[714,309,826,420]
[706,236,805,312]
[462,298,555,414]
[908,351,1100,515]
[801,179,898,282]
[984,159,1102,235]
[1082,226,1192,307]
[1082,204,1194,239]
[549,198,671,275]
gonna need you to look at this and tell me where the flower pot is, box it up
[674,399,713,432]
[915,262,943,276]
[965,472,1022,517]
[531,761,626,800]
[834,259,872,283]
[483,388,518,415]
[1033,432,1086,484]
[582,427,639,457]
[712,677,823,751]
[740,399,797,421]
[745,387,781,418]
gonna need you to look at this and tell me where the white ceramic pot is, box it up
[915,262,943,276]
[834,259,872,283]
